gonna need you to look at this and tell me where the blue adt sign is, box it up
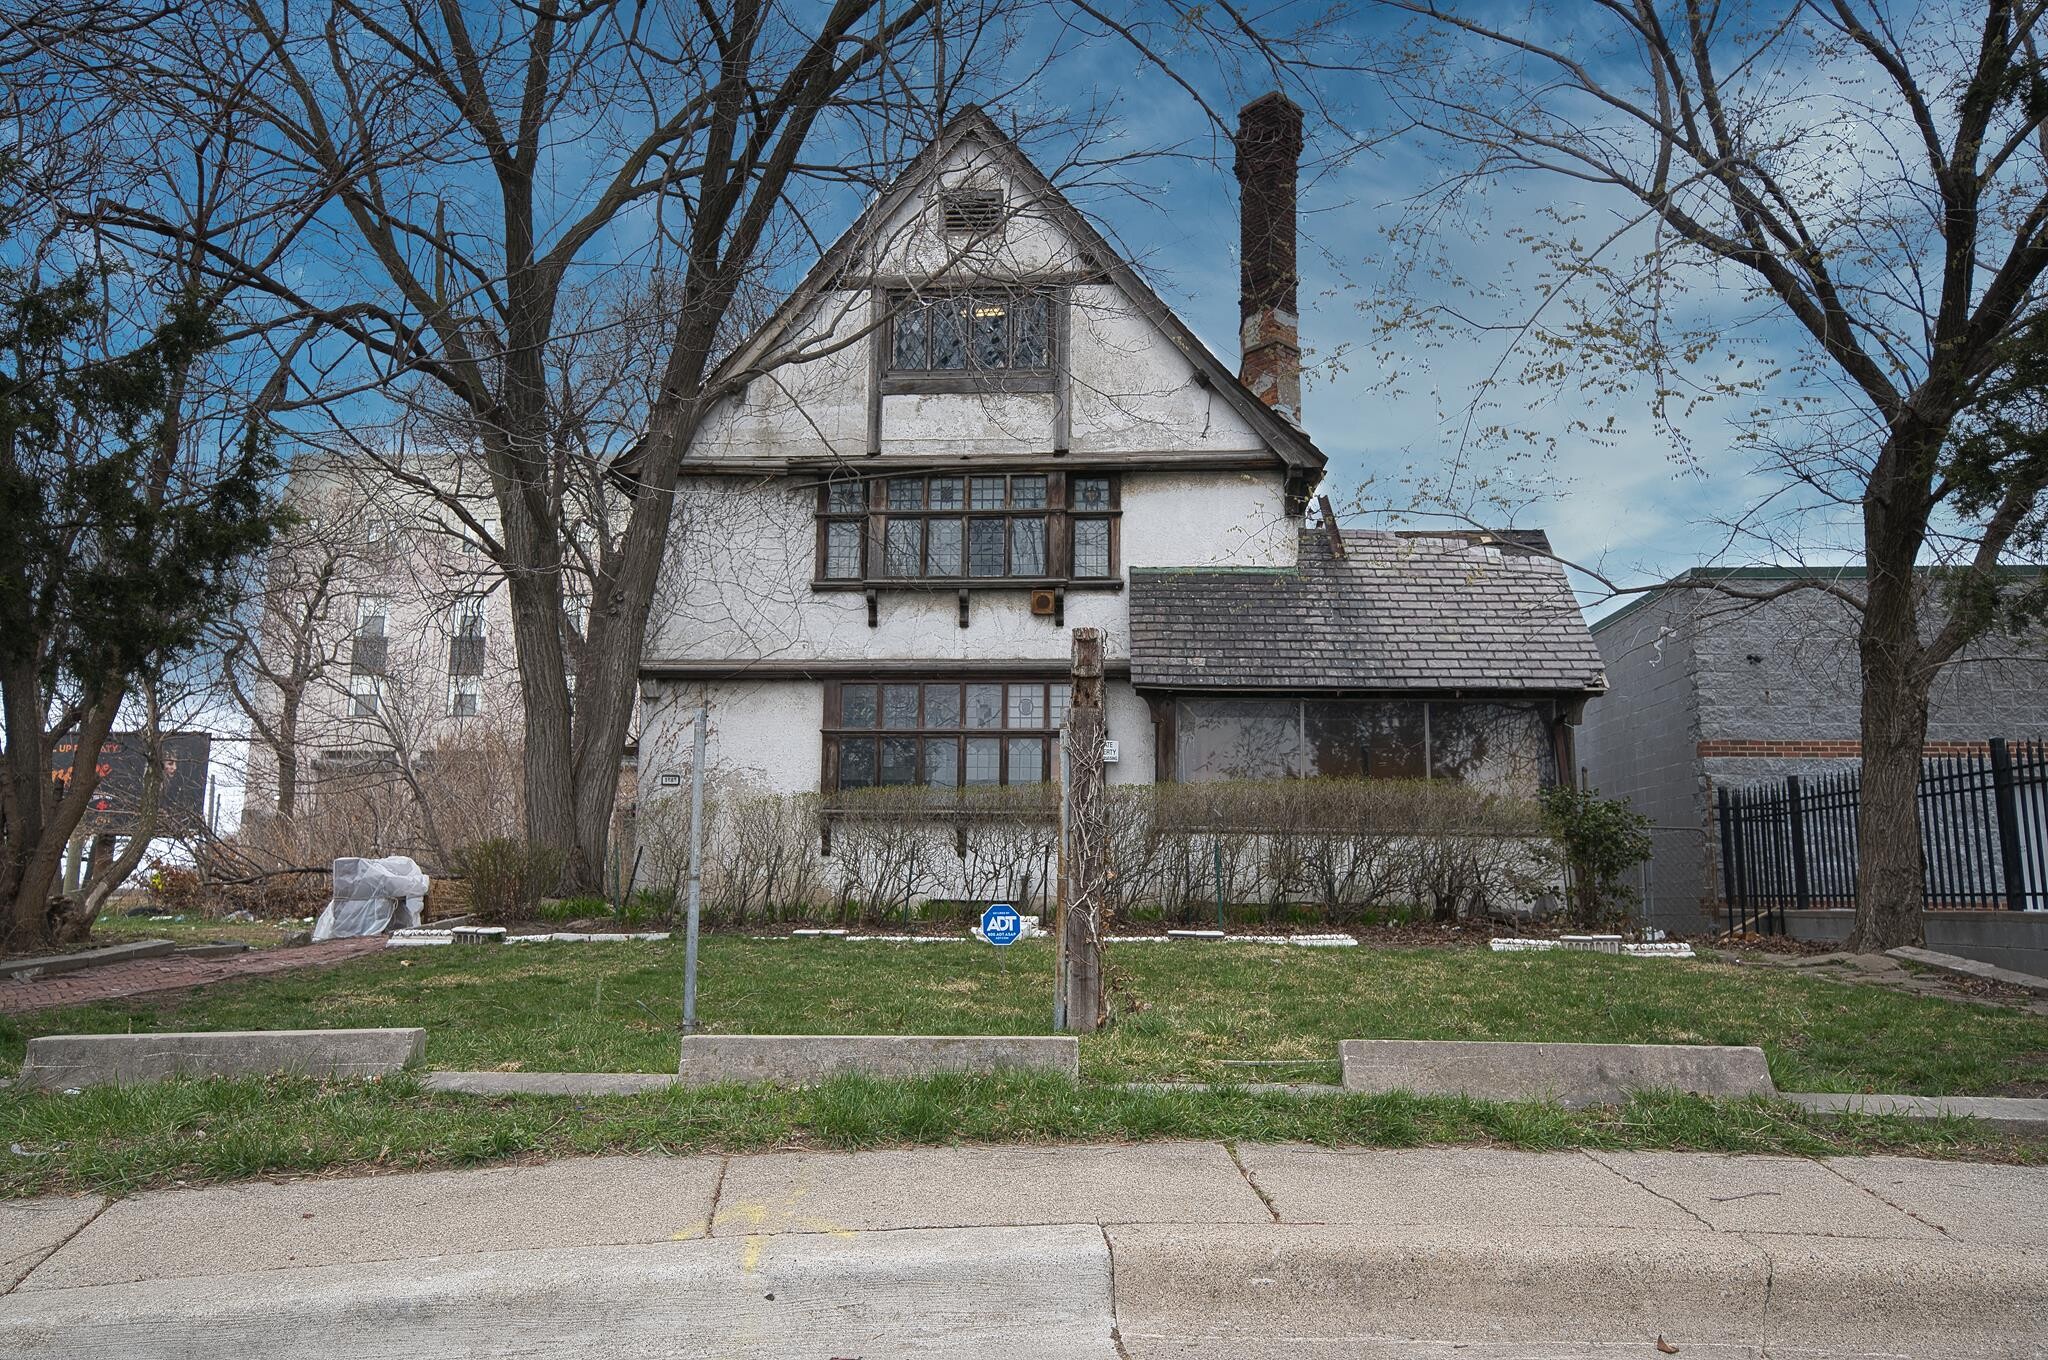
[980,903,1023,947]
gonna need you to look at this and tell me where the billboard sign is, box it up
[50,732,212,837]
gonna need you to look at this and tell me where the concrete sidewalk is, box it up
[3,1142,2043,1358]
[0,937,385,1015]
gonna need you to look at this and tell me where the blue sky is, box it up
[970,4,1874,618]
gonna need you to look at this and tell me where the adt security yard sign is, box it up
[980,903,1023,948]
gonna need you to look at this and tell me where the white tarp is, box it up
[313,856,429,942]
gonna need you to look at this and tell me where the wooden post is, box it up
[1059,628,1108,1032]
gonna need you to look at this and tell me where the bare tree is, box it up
[0,14,304,944]
[79,0,1075,890]
[1356,2,2048,949]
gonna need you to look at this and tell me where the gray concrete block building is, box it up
[1578,568,2048,941]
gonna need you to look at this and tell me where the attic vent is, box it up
[940,189,1004,235]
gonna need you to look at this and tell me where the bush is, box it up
[634,776,1565,928]
[1540,786,1654,927]
[1102,779,1553,924]
[144,865,206,914]
[453,838,568,924]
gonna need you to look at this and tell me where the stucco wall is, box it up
[689,135,1270,468]
[640,675,1160,797]
[647,467,1296,669]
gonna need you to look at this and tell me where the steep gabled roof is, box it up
[1127,530,1607,694]
[668,106,1325,477]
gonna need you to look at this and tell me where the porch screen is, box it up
[1172,698,1555,794]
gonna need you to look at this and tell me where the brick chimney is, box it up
[1234,92,1304,423]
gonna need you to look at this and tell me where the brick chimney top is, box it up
[1234,92,1304,423]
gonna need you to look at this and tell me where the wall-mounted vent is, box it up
[940,189,1004,235]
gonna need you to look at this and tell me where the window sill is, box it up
[811,577,1123,593]
[879,372,1056,396]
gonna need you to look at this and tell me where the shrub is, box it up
[144,865,206,914]
[827,786,950,925]
[453,838,568,924]
[711,789,825,925]
[1541,785,1654,927]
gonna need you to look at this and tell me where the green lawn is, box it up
[82,913,307,953]
[5,937,2041,1094]
[4,937,2043,1197]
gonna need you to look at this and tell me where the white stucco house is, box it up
[635,98,1606,820]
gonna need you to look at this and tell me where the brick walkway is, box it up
[0,937,388,1016]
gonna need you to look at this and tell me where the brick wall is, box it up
[1696,739,1997,758]
[1586,580,2048,933]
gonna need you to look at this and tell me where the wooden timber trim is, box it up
[877,372,1057,396]
[680,450,1282,478]
[810,577,1124,595]
[642,658,1135,682]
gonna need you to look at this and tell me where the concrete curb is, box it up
[1784,1090,2048,1132]
[1107,1221,2048,1359]
[4,940,175,982]
[1339,1038,1776,1105]
[0,1224,1117,1360]
[423,1071,679,1097]
[676,1033,1079,1086]
[18,1028,425,1090]
[1888,944,2048,994]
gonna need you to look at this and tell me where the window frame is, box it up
[822,676,1072,795]
[348,672,383,718]
[885,287,1054,379]
[814,470,1121,589]
[447,674,483,718]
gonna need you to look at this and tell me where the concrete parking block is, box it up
[1340,1038,1776,1104]
[5,940,175,981]
[1586,1150,1941,1238]
[713,1142,1268,1235]
[0,1197,104,1291]
[19,1028,424,1090]
[0,1223,1117,1360]
[1107,1221,1769,1351]
[18,1154,723,1289]
[1828,1155,2048,1249]
[1234,1144,1704,1231]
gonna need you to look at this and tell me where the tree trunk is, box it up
[274,687,302,822]
[1848,450,1935,953]
[4,688,123,950]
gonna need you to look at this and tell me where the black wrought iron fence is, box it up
[1716,738,2048,934]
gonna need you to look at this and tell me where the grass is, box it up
[6,937,2042,1094]
[71,913,307,953]
[2,1072,2039,1200]
[3,937,2043,1196]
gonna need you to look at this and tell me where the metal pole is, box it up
[1990,737,2026,912]
[682,700,708,1033]
[1787,774,1811,926]
[1213,838,1225,931]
